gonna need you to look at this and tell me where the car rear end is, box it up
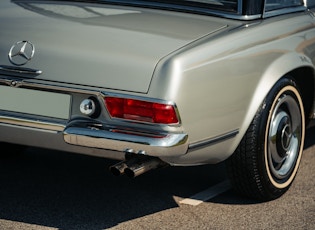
[0,0,237,166]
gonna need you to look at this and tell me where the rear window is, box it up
[140,0,239,12]
[265,0,304,11]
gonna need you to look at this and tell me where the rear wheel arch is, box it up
[226,75,306,201]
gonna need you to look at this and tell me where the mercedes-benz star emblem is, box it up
[8,41,35,66]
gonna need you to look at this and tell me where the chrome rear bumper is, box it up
[0,112,189,158]
[63,120,189,157]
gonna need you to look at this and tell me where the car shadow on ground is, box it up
[0,126,314,229]
[0,146,227,229]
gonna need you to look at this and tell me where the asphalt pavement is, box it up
[0,127,314,229]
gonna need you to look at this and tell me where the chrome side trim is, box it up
[63,120,189,157]
[0,114,65,132]
[188,130,239,151]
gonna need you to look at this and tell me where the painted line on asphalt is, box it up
[179,180,231,206]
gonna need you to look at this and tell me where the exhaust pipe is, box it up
[109,157,139,176]
[109,155,167,178]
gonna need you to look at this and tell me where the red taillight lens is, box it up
[105,97,179,124]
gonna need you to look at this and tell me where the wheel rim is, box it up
[267,89,303,183]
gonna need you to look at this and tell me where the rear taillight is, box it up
[104,97,179,124]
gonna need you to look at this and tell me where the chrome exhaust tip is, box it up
[109,157,138,176]
[109,155,167,177]
[109,161,129,176]
[124,157,165,178]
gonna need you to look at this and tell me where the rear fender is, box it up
[236,52,314,148]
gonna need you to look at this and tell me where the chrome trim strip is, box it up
[0,78,101,95]
[0,65,42,77]
[0,114,66,132]
[188,130,239,151]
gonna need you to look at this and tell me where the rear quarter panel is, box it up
[149,12,315,165]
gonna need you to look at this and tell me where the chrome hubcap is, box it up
[268,94,301,180]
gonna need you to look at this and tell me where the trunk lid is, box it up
[1,0,230,93]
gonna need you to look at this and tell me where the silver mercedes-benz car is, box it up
[1,0,315,201]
